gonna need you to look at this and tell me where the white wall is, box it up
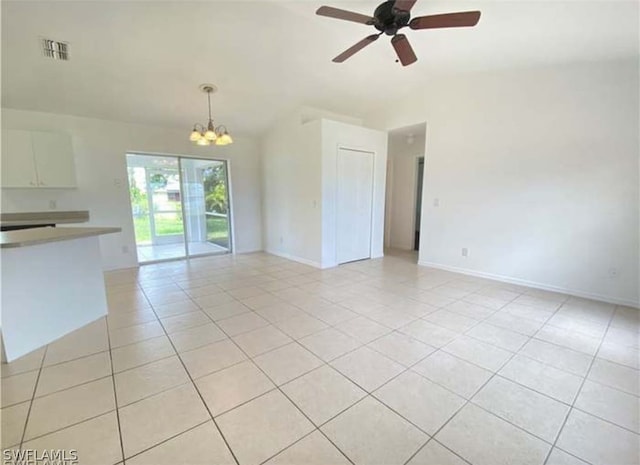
[261,108,387,268]
[367,60,639,306]
[386,132,426,250]
[1,108,263,270]
[261,111,323,267]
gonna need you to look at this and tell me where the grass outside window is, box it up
[133,214,229,249]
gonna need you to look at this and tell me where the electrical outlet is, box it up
[462,248,469,257]
[433,198,440,207]
[279,236,284,245]
[608,267,619,278]
[49,200,57,210]
[122,245,129,254]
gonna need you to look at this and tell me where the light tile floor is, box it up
[2,251,639,465]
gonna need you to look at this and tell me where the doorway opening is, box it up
[414,157,424,250]
[384,122,427,253]
[126,153,232,263]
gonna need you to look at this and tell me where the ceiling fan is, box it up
[316,0,481,66]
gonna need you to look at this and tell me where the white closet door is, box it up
[336,148,374,264]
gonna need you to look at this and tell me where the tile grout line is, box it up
[401,293,571,465]
[568,404,640,436]
[541,303,618,465]
[367,289,522,394]
[172,283,359,465]
[231,278,515,464]
[12,255,628,462]
[216,264,628,417]
[259,342,360,465]
[17,345,48,449]
[442,304,633,413]
[356,294,531,464]
[122,419,211,462]
[135,287,243,465]
[104,323,127,465]
[8,288,518,383]
[407,303,639,401]
[19,334,594,458]
[255,429,327,465]
[15,409,122,446]
[26,373,114,406]
[33,347,111,371]
[118,261,603,464]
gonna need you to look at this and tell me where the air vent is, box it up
[41,39,69,61]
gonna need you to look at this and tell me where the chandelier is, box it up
[189,84,233,146]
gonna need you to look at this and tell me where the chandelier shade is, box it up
[189,85,233,146]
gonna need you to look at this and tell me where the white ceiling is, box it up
[2,0,638,136]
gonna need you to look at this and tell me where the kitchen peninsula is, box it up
[1,225,120,361]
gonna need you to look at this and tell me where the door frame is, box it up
[413,156,425,251]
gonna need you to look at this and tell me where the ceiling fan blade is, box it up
[393,0,418,12]
[333,34,380,63]
[409,11,481,29]
[316,6,375,25]
[391,34,417,66]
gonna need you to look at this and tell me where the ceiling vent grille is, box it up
[42,39,69,61]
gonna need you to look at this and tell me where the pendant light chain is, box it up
[207,89,212,123]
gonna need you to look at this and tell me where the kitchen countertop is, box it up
[0,226,121,248]
[0,210,90,226]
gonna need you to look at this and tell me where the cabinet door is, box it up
[1,130,38,188]
[31,131,77,188]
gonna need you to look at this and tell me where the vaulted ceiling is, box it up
[2,1,638,136]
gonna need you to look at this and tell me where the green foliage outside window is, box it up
[149,173,168,189]
[128,170,149,216]
[203,165,228,214]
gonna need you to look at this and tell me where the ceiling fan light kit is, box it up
[316,0,481,66]
[189,84,233,146]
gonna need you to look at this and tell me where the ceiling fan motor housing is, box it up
[374,0,410,35]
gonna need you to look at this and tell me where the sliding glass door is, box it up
[126,154,232,263]
[181,158,232,257]
[127,154,186,262]
[147,166,185,246]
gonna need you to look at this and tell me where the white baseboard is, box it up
[418,260,639,309]
[265,249,324,269]
[233,248,263,255]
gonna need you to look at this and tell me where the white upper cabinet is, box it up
[1,130,38,187]
[31,131,77,188]
[1,130,77,188]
